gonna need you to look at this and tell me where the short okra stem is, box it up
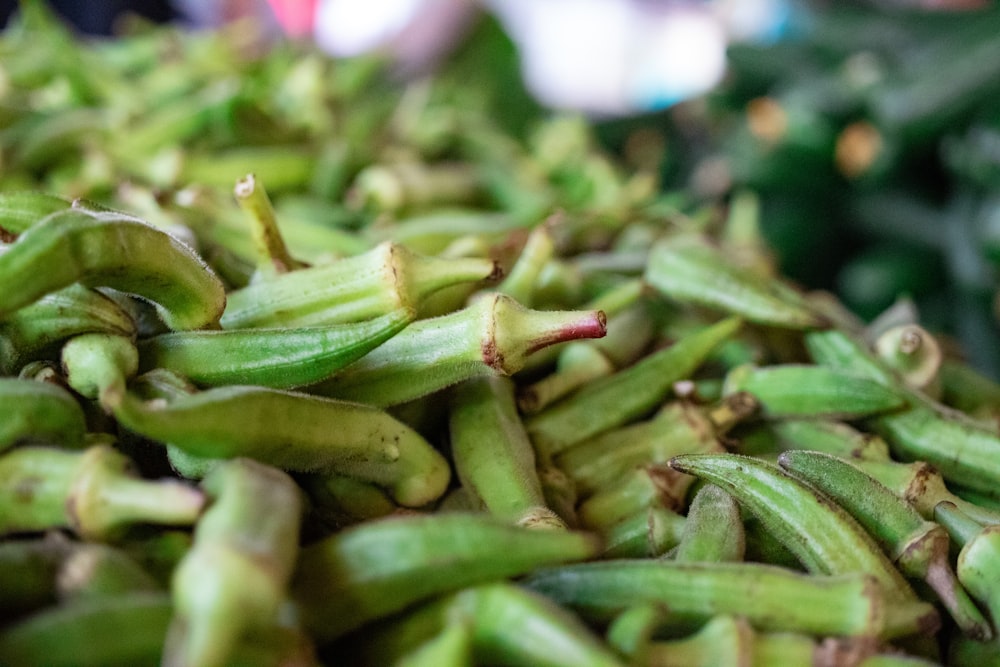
[495,217,556,306]
[0,445,205,539]
[233,173,300,275]
[314,293,606,407]
[60,332,138,406]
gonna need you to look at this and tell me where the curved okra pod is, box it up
[0,444,205,540]
[527,316,743,459]
[137,307,414,389]
[165,458,304,667]
[779,450,991,639]
[220,241,498,328]
[523,560,891,638]
[290,512,601,642]
[722,363,906,419]
[313,293,606,407]
[0,378,86,452]
[448,376,563,529]
[674,484,745,563]
[605,603,666,663]
[347,582,625,667]
[0,284,136,374]
[300,473,398,529]
[109,383,450,507]
[934,502,1000,635]
[644,233,827,329]
[667,454,938,638]
[0,207,226,331]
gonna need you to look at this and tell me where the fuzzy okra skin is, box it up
[291,512,601,643]
[220,240,498,329]
[779,450,991,640]
[0,207,226,331]
[448,376,562,529]
[137,307,414,389]
[0,378,87,452]
[674,484,745,563]
[313,293,607,407]
[109,383,450,507]
[523,560,888,638]
[668,453,938,639]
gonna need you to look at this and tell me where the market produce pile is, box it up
[4,2,1000,665]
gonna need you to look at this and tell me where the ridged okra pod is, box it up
[576,466,677,529]
[448,376,562,529]
[0,444,205,539]
[0,207,226,331]
[220,241,498,328]
[346,583,624,667]
[137,307,414,389]
[599,505,686,559]
[523,560,889,638]
[668,453,938,638]
[109,383,450,507]
[779,450,991,639]
[762,418,892,461]
[674,484,745,563]
[527,316,742,459]
[165,458,303,667]
[313,293,606,407]
[290,512,601,642]
[0,378,86,452]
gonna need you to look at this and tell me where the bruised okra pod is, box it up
[0,444,205,539]
[109,382,450,507]
[291,513,601,642]
[449,376,563,529]
[165,458,303,667]
[220,241,498,328]
[137,307,414,389]
[314,293,606,407]
[668,454,938,638]
[674,484,745,563]
[0,207,226,330]
[0,378,86,451]
[348,582,625,667]
[527,316,742,459]
[779,450,991,640]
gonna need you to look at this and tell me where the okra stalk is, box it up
[233,172,301,275]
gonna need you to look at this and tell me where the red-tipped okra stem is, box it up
[313,293,606,407]
[0,444,205,539]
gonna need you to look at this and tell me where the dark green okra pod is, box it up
[0,444,205,539]
[0,378,86,452]
[164,458,303,667]
[291,512,601,642]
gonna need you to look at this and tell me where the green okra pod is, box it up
[605,603,666,663]
[599,505,686,559]
[518,342,614,415]
[523,560,890,637]
[291,512,601,642]
[0,207,226,331]
[449,376,562,529]
[348,161,485,213]
[644,233,827,329]
[495,218,557,307]
[722,363,906,419]
[674,484,745,563]
[0,444,205,539]
[137,307,414,389]
[220,241,498,329]
[527,316,743,459]
[779,450,991,640]
[109,383,450,507]
[300,473,398,529]
[762,419,892,461]
[349,582,625,667]
[0,191,71,235]
[165,458,303,667]
[667,453,937,638]
[0,377,86,452]
[60,333,138,405]
[392,621,474,667]
[313,293,607,407]
[576,466,676,530]
[934,502,1000,636]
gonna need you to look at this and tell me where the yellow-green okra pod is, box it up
[449,376,563,529]
[220,241,498,329]
[164,458,304,667]
[109,383,450,507]
[668,453,938,638]
[137,307,414,389]
[0,378,86,452]
[643,615,820,667]
[527,316,743,459]
[779,450,991,640]
[313,293,606,407]
[290,513,601,642]
[0,207,226,331]
[0,444,205,539]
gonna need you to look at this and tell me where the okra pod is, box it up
[599,505,686,559]
[934,501,1000,636]
[0,378,86,452]
[674,484,746,563]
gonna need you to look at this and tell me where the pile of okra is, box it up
[5,3,1000,666]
